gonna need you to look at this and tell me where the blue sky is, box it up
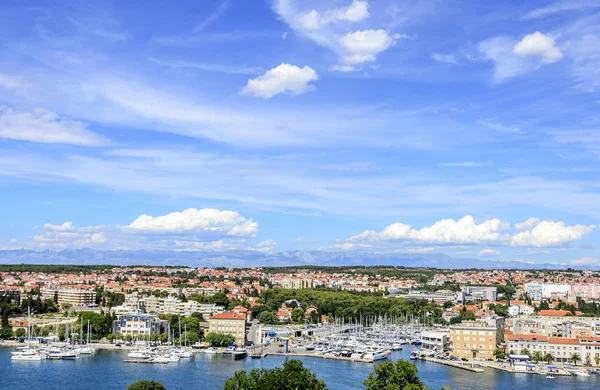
[1,0,600,267]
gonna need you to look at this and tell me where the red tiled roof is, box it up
[548,338,580,345]
[507,334,548,341]
[209,313,245,320]
[538,310,572,316]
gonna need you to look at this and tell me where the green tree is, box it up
[258,311,275,324]
[531,351,543,363]
[15,328,26,338]
[205,332,235,347]
[292,308,305,323]
[224,359,328,390]
[595,354,600,366]
[127,380,166,390]
[586,355,591,366]
[544,353,554,364]
[364,359,430,390]
[570,353,581,366]
[0,325,13,339]
[520,348,530,358]
[493,347,506,360]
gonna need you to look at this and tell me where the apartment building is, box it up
[278,278,314,289]
[208,312,246,346]
[511,315,600,338]
[41,287,96,307]
[507,334,600,364]
[421,331,450,353]
[112,314,168,336]
[525,283,570,300]
[142,295,224,318]
[460,286,497,302]
[449,321,498,360]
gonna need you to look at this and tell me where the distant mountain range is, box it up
[0,249,587,270]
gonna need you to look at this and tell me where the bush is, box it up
[127,380,166,390]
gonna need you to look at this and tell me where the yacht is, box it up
[546,374,555,379]
[127,350,152,360]
[204,347,218,354]
[11,350,45,361]
[571,369,591,377]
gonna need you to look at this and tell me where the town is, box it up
[2,264,600,376]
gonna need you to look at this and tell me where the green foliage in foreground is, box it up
[364,359,430,390]
[127,380,166,390]
[224,360,328,390]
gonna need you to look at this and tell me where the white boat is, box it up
[152,355,170,364]
[546,375,555,379]
[128,351,152,359]
[77,346,94,355]
[11,350,45,361]
[204,347,218,354]
[167,354,180,363]
[173,349,192,358]
[571,369,591,377]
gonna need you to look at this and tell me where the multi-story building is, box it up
[525,283,570,300]
[41,287,96,307]
[112,314,168,336]
[460,286,497,302]
[571,284,600,300]
[508,304,535,317]
[208,312,246,346]
[278,278,313,289]
[507,334,600,364]
[449,321,498,360]
[421,331,450,353]
[142,295,224,318]
[511,315,600,338]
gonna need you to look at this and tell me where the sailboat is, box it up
[12,307,45,361]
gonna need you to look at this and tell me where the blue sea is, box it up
[1,347,598,390]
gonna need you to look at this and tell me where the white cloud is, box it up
[128,208,258,237]
[348,215,509,244]
[0,74,29,90]
[571,257,599,266]
[478,248,501,256]
[250,239,278,252]
[43,222,75,232]
[240,63,318,98]
[478,32,563,81]
[431,53,458,65]
[0,107,108,146]
[511,219,594,247]
[515,217,541,231]
[296,0,369,31]
[524,1,600,19]
[513,32,563,64]
[339,29,398,65]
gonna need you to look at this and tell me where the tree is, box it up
[595,354,600,366]
[224,359,328,390]
[586,355,591,366]
[258,311,275,325]
[544,353,554,364]
[531,351,543,363]
[570,353,581,366]
[364,359,430,390]
[15,328,26,338]
[493,347,506,360]
[520,349,530,358]
[205,332,234,347]
[126,380,166,390]
[292,308,305,324]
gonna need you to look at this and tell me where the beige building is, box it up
[510,315,600,338]
[449,321,498,360]
[208,312,246,346]
[507,334,600,364]
[41,287,96,307]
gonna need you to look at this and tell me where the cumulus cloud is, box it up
[511,219,594,247]
[513,32,563,63]
[339,29,400,65]
[240,63,318,98]
[515,217,541,231]
[478,248,501,256]
[128,208,258,237]
[348,215,509,244]
[43,222,75,232]
[478,32,563,81]
[250,239,278,252]
[0,107,108,146]
[298,0,369,30]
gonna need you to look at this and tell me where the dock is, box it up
[422,357,484,372]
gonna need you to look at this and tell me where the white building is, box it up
[508,305,535,317]
[525,283,570,300]
[421,331,450,353]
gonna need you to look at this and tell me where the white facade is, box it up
[508,305,534,317]
[421,331,450,353]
